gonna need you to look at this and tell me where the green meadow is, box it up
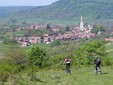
[2,66,113,85]
[0,42,113,85]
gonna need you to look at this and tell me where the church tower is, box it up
[80,15,84,31]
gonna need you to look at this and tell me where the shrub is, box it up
[27,46,47,81]
[102,57,112,66]
[74,40,107,65]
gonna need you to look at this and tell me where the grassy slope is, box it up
[3,66,113,85]
[105,42,113,61]
[0,44,11,57]
[0,42,112,85]
[33,66,113,85]
[20,42,113,85]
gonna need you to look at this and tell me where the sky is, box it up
[0,0,59,6]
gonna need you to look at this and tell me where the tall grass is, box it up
[3,66,113,85]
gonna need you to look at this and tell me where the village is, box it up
[14,16,99,46]
[13,16,95,46]
[13,16,112,46]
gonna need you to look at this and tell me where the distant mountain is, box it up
[1,0,113,24]
[0,6,35,23]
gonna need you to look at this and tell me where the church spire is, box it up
[81,15,83,23]
[80,15,84,31]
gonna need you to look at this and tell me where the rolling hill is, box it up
[1,0,113,24]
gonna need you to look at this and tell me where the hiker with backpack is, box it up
[94,56,102,74]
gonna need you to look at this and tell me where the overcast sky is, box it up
[0,0,59,6]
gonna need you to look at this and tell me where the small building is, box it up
[105,38,113,42]
[52,28,60,32]
[21,41,30,47]
[29,36,41,44]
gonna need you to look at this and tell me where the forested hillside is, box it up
[0,0,113,24]
[9,0,113,22]
[0,6,35,17]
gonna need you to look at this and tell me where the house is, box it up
[29,36,41,44]
[31,24,45,30]
[105,38,113,42]
[44,34,49,37]
[55,32,78,40]
[15,28,22,31]
[86,33,95,38]
[43,33,55,44]
[21,41,30,47]
[52,28,59,32]
[43,36,54,44]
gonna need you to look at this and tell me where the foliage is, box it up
[46,24,51,30]
[3,0,113,23]
[27,46,47,68]
[27,46,47,81]
[91,25,106,34]
[4,45,27,74]
[3,38,18,44]
[0,39,112,84]
[65,26,70,31]
[4,45,26,65]
[51,40,61,47]
[102,57,112,66]
[74,40,107,65]
[47,54,68,70]
[0,0,113,24]
[0,59,18,84]
[0,61,11,82]
[2,66,113,85]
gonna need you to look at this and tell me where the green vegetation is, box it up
[91,25,105,34]
[16,66,113,85]
[75,40,107,65]
[0,0,113,25]
[27,46,47,81]
[0,66,113,85]
[106,42,113,63]
[15,0,113,21]
[0,39,112,84]
[0,0,113,84]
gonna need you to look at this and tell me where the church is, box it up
[80,15,84,31]
[79,15,92,33]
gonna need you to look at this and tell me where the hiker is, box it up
[94,56,101,74]
[65,57,71,73]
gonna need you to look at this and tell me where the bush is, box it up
[74,40,107,65]
[47,53,72,70]
[0,60,18,83]
[102,57,112,66]
[51,40,61,47]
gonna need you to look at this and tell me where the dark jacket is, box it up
[94,57,101,65]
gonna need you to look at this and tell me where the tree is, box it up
[27,46,46,81]
[65,26,70,31]
[91,25,106,34]
[74,40,107,65]
[51,40,61,47]
[46,23,51,30]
